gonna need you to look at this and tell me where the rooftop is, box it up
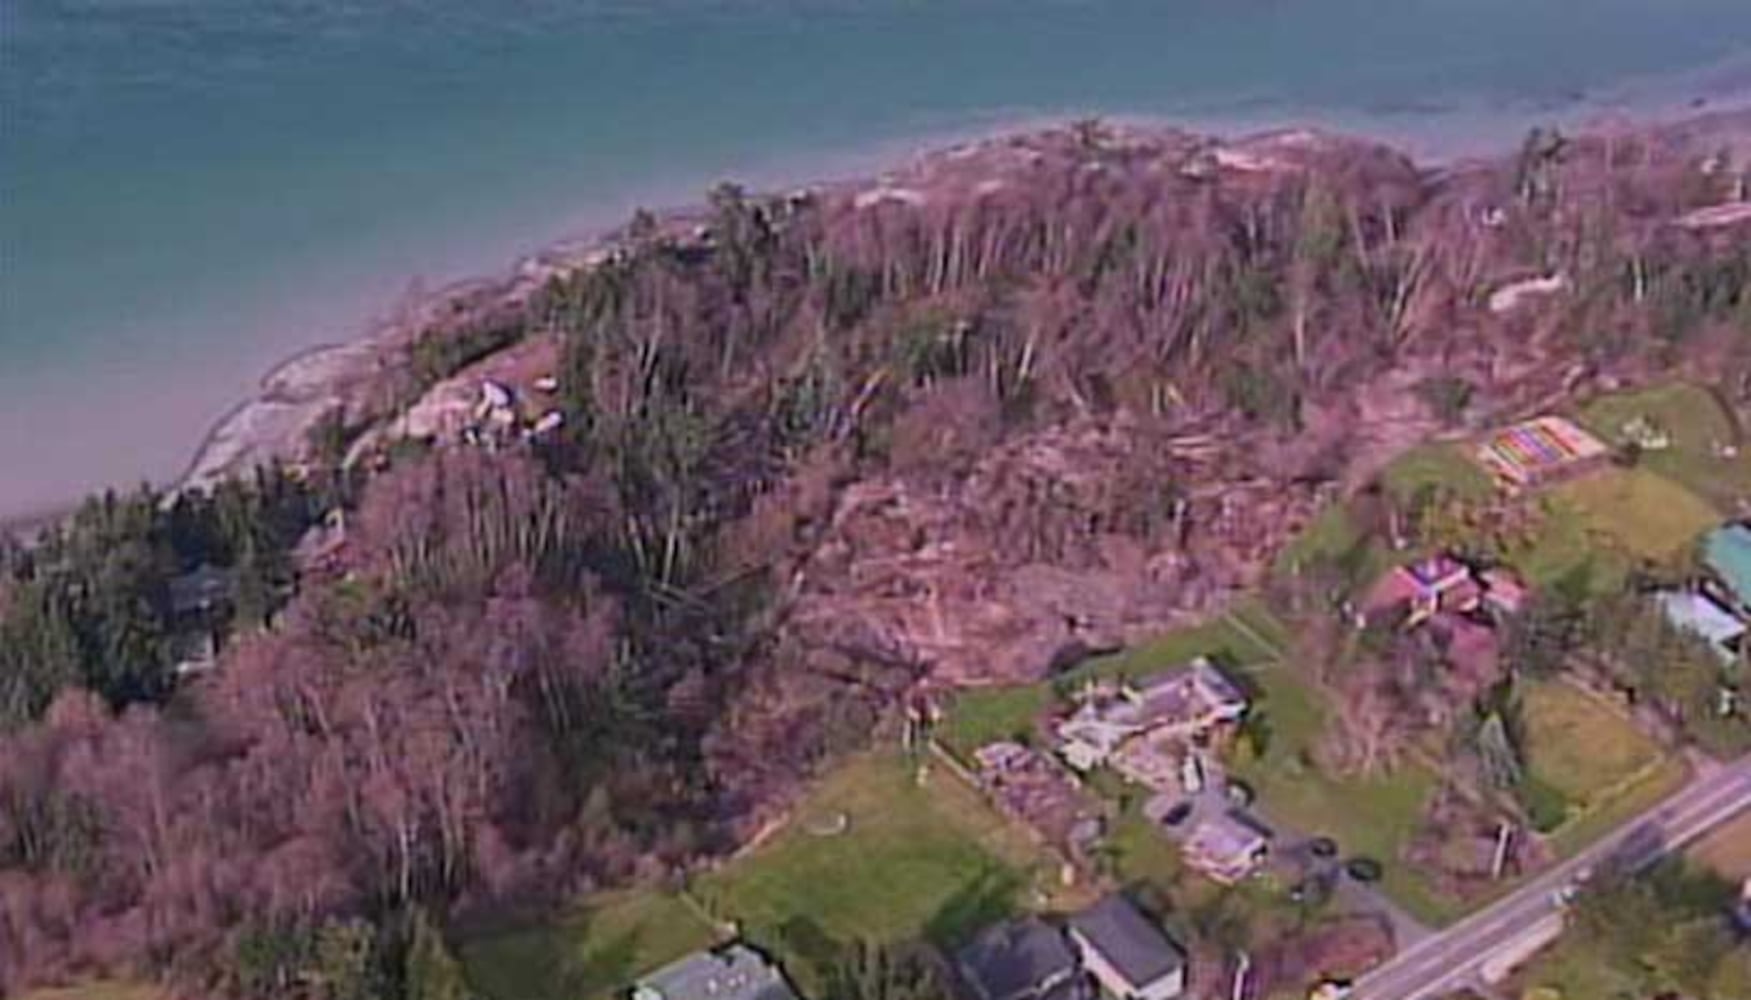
[1184,810,1271,862]
[1066,895,1186,988]
[1704,524,1751,605]
[1656,590,1745,659]
[955,917,1084,1000]
[631,944,798,1000]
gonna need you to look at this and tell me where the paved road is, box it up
[1352,756,1751,1000]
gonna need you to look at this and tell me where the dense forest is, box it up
[1,116,1748,997]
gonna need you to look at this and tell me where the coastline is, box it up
[15,90,1751,531]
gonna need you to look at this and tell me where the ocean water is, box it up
[3,0,1749,516]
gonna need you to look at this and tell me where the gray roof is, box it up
[632,944,798,1000]
[168,563,237,615]
[1067,896,1186,989]
[955,917,1082,1000]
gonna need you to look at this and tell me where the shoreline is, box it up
[12,91,1751,529]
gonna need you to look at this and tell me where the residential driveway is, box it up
[1143,771,1436,950]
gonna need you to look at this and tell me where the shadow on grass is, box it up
[571,924,649,1000]
[922,865,1024,949]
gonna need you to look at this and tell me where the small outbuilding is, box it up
[1656,590,1746,663]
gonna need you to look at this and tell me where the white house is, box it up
[1066,895,1188,1000]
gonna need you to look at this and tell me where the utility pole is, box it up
[1491,821,1513,881]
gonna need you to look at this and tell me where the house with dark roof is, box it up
[630,944,798,1000]
[1066,896,1187,1000]
[955,917,1091,1000]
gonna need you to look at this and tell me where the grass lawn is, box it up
[1690,809,1751,880]
[1500,495,1632,593]
[690,751,1061,993]
[1521,681,1664,807]
[1552,467,1721,563]
[1512,934,1644,1000]
[1225,660,1455,925]
[1516,680,1693,858]
[461,889,719,1000]
[1068,608,1282,685]
[1379,443,1495,504]
[937,685,1054,761]
[1274,504,1393,592]
[1578,381,1751,511]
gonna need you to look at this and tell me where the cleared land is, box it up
[462,890,718,1000]
[1553,467,1721,562]
[1578,381,1751,510]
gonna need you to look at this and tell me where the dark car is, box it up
[1345,857,1384,883]
[1161,800,1194,827]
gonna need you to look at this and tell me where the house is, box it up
[631,944,799,1000]
[168,563,237,621]
[1182,810,1271,884]
[955,917,1091,1000]
[1056,659,1249,772]
[1473,415,1609,490]
[1364,554,1481,628]
[1057,709,1144,772]
[1703,523,1751,612]
[1364,557,1529,631]
[1656,590,1746,663]
[1066,896,1188,1000]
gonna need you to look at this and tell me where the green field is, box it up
[1578,382,1751,510]
[689,752,1063,993]
[1553,467,1720,563]
[462,890,719,1000]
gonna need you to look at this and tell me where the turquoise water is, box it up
[3,0,1749,514]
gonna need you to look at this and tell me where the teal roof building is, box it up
[1704,524,1751,607]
